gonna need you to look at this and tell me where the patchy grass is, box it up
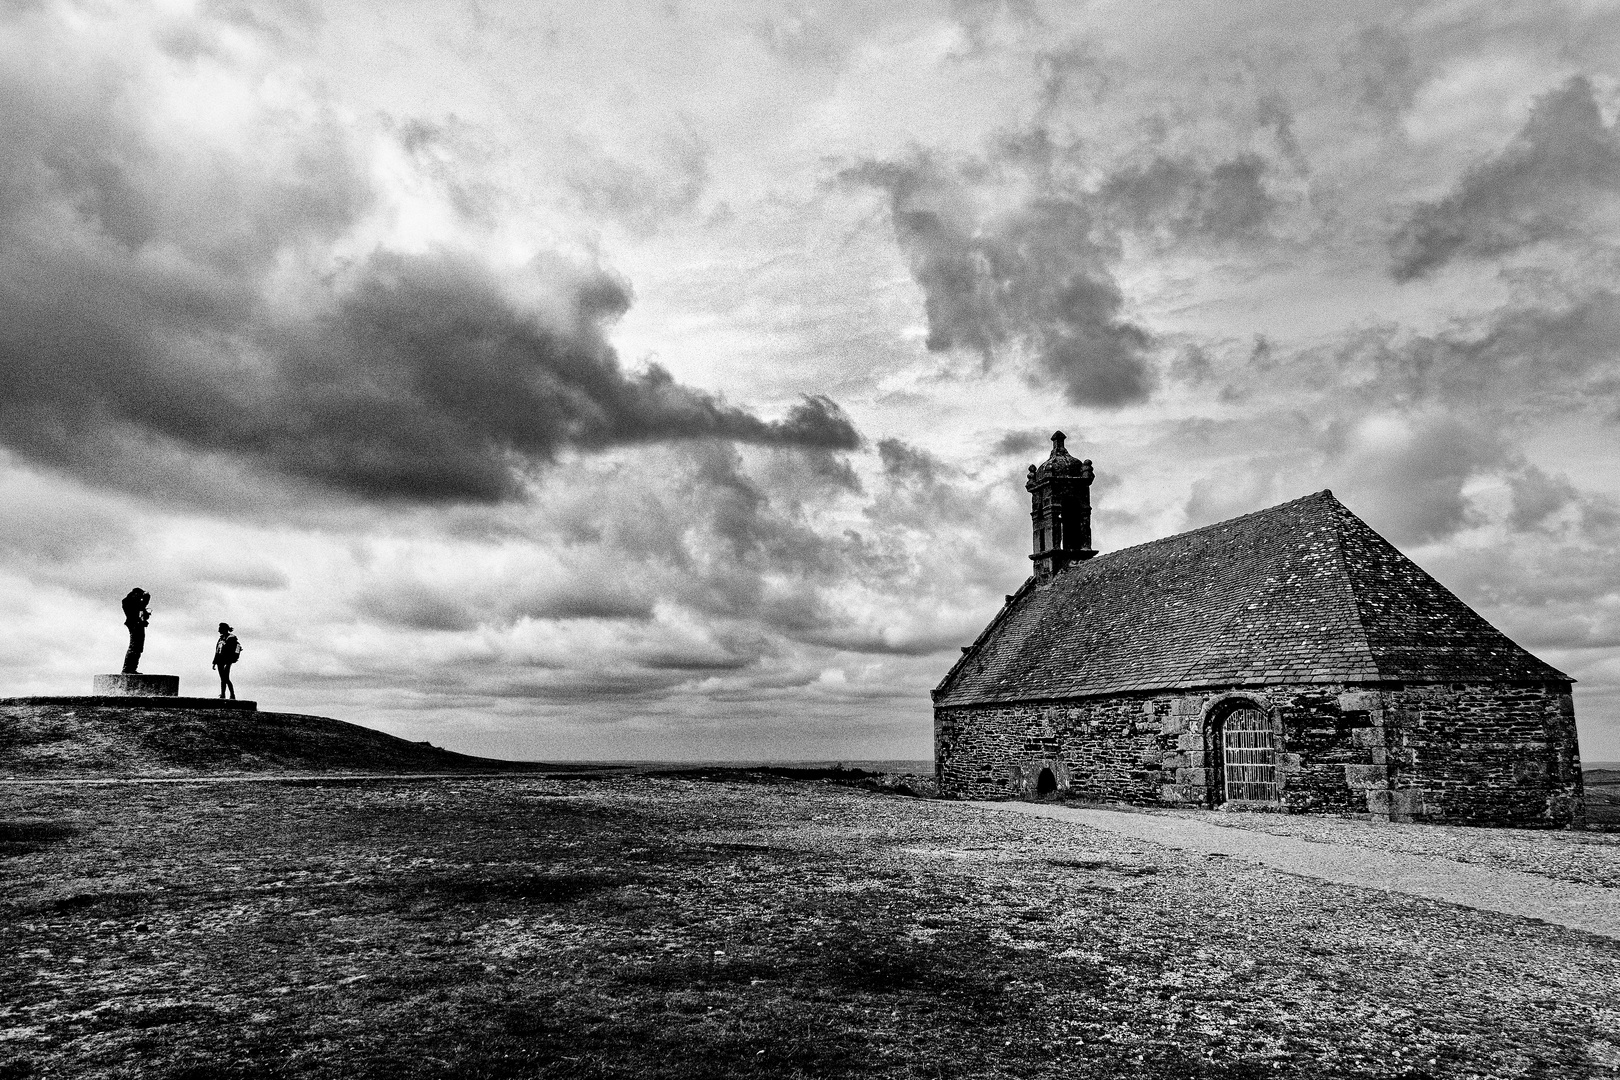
[0,821,79,858]
[2,776,1618,1079]
[0,701,577,778]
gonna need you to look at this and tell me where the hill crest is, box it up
[0,698,546,778]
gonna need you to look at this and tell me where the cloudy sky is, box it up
[3,0,1619,762]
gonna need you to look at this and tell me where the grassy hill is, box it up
[1584,767,1620,826]
[0,698,553,778]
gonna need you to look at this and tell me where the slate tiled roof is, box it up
[933,490,1569,708]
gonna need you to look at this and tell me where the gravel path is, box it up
[1147,804,1620,889]
[965,801,1620,941]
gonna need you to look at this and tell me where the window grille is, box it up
[1222,707,1279,803]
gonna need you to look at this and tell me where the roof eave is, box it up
[933,669,1570,710]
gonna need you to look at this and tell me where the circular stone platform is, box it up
[0,695,258,711]
[93,673,179,696]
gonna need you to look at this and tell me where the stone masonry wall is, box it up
[934,697,1163,804]
[935,680,1582,826]
[1383,682,1582,826]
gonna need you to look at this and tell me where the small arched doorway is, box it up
[1209,702,1278,806]
[1035,767,1058,797]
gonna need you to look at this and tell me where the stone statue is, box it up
[121,588,150,674]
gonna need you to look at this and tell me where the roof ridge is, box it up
[1091,489,1336,561]
[1322,498,1380,680]
[1330,502,1574,684]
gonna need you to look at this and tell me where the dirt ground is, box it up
[3,775,1619,1079]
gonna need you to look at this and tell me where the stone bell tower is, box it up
[1026,431,1095,580]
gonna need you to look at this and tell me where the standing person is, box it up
[120,588,150,674]
[212,623,241,700]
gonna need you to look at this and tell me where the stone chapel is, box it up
[932,433,1585,826]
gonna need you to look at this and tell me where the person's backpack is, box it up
[224,635,243,664]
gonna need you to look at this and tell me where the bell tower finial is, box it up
[1025,432,1095,580]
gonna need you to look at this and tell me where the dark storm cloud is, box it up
[1169,344,1216,387]
[1339,25,1421,115]
[455,440,1010,665]
[487,670,697,704]
[1206,284,1620,420]
[992,430,1046,456]
[0,16,858,505]
[0,240,861,502]
[1098,153,1275,242]
[1361,288,1620,411]
[357,587,480,633]
[356,569,656,632]
[844,153,1154,407]
[876,437,943,484]
[866,437,1013,560]
[1256,96,1308,175]
[845,133,1283,408]
[1391,76,1620,280]
[530,443,862,642]
[1507,464,1582,534]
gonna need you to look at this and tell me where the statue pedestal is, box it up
[93,673,180,697]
